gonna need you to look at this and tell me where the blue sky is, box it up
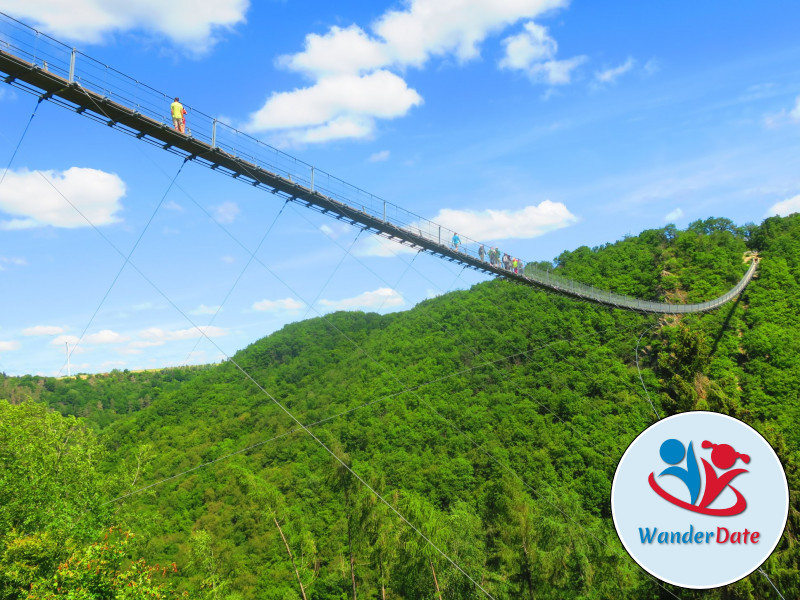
[0,0,799,376]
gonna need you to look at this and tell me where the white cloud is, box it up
[368,150,391,163]
[252,297,304,312]
[22,325,65,336]
[499,21,586,85]
[132,302,157,311]
[319,222,352,240]
[0,167,125,229]
[664,207,684,222]
[791,97,800,122]
[318,287,404,311]
[2,0,249,54]
[190,304,221,315]
[643,58,660,76]
[765,95,800,128]
[118,347,143,355]
[163,200,183,211]
[128,340,163,349]
[221,255,236,264]
[526,56,587,85]
[428,200,578,241]
[138,326,228,345]
[354,235,419,257]
[374,0,567,67]
[293,116,376,144]
[0,256,27,269]
[85,329,129,344]
[766,194,800,217]
[0,340,19,352]
[249,0,568,143]
[279,25,388,77]
[213,201,239,224]
[52,330,127,345]
[52,334,80,346]
[499,22,556,69]
[244,71,423,141]
[595,57,634,83]
[123,328,225,354]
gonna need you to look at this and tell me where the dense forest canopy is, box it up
[1,215,798,599]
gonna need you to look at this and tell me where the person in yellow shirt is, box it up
[170,97,186,133]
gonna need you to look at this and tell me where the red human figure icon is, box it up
[698,441,750,511]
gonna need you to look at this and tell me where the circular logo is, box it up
[611,411,789,589]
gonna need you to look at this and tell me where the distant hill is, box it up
[2,215,798,599]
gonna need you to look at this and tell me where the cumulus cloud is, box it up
[318,222,352,240]
[354,235,419,257]
[368,150,391,163]
[279,25,389,77]
[2,0,249,54]
[499,21,586,85]
[665,207,684,222]
[428,200,578,241]
[213,201,239,224]
[163,200,183,211]
[86,330,129,344]
[765,95,800,128]
[0,340,19,352]
[595,57,634,83]
[373,0,566,67]
[53,330,128,345]
[52,334,80,346]
[244,71,422,141]
[0,256,27,271]
[318,287,404,311]
[0,167,125,229]
[190,304,221,315]
[132,302,157,311]
[643,58,660,76]
[23,325,65,336]
[766,194,800,217]
[247,0,569,143]
[131,326,227,348]
[252,297,304,312]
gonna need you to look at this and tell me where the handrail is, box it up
[0,12,758,314]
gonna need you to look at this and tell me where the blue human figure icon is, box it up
[658,439,701,505]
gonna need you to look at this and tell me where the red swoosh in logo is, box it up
[648,473,747,516]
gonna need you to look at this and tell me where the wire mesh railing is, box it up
[0,11,757,313]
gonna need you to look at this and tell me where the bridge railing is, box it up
[0,12,756,314]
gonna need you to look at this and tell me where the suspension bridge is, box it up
[0,12,757,314]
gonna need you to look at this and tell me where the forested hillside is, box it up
[1,215,798,599]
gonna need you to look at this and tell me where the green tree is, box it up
[27,527,186,599]
[0,400,112,599]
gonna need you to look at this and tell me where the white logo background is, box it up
[611,411,789,589]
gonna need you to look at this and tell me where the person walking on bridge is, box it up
[170,97,186,133]
[452,232,461,251]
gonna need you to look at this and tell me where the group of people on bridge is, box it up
[485,245,524,274]
[452,234,525,275]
